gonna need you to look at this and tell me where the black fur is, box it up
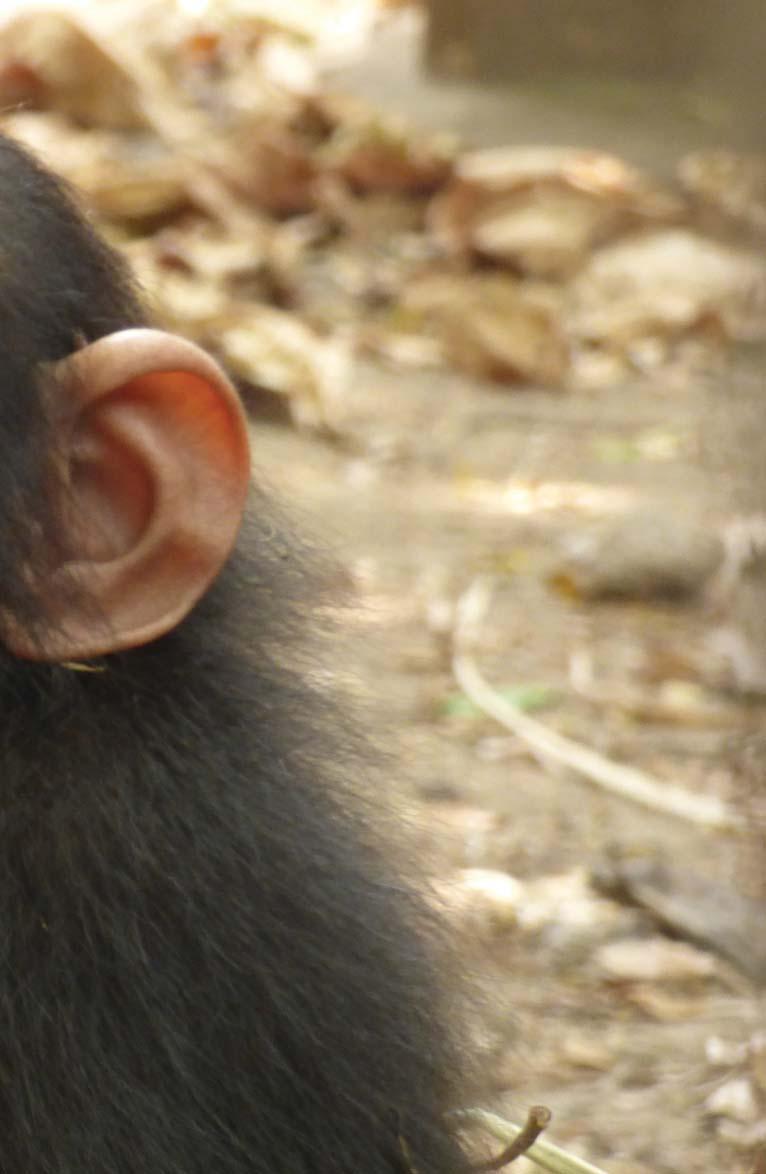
[0,134,472,1173]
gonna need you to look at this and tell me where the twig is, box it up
[474,1104,551,1169]
[452,577,741,832]
[456,1109,608,1174]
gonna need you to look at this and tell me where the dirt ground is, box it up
[246,16,764,1174]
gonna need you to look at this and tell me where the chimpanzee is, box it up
[0,132,473,1173]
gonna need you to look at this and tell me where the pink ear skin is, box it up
[7,329,251,662]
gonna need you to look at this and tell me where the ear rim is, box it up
[8,329,252,663]
[54,328,250,423]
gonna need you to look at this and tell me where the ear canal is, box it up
[7,330,251,662]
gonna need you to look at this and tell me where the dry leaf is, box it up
[560,1034,616,1071]
[596,937,717,982]
[435,868,523,935]
[705,1079,760,1124]
[0,12,146,130]
[514,869,621,935]
[624,985,709,1021]
[218,121,319,216]
[319,119,454,195]
[706,1035,751,1068]
[679,149,766,232]
[151,225,269,292]
[569,229,766,347]
[403,273,569,386]
[81,161,190,224]
[453,145,673,203]
[215,305,350,429]
[429,145,681,273]
[1,112,189,225]
[468,186,618,278]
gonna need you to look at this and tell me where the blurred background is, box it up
[2,2,764,1170]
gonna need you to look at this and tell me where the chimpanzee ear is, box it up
[8,328,251,662]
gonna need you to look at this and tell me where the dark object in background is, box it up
[0,132,472,1174]
[555,509,723,603]
[593,851,766,983]
[423,0,766,111]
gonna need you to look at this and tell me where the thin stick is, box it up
[474,1104,552,1169]
[452,577,740,832]
[457,1109,608,1174]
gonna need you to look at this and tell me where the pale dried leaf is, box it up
[454,145,661,200]
[706,1036,750,1068]
[469,186,617,277]
[403,273,569,386]
[120,239,227,332]
[0,11,146,129]
[80,160,189,223]
[436,868,523,935]
[430,146,682,266]
[1,112,189,224]
[705,1078,760,1124]
[624,985,709,1021]
[679,149,766,232]
[570,229,766,345]
[216,306,350,429]
[515,869,620,935]
[559,1034,616,1071]
[595,937,717,982]
[151,225,269,289]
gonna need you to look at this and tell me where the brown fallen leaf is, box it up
[0,11,147,130]
[318,117,454,196]
[569,228,766,347]
[83,159,191,225]
[403,272,569,387]
[467,186,619,278]
[429,145,682,274]
[1,112,190,226]
[217,121,319,216]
